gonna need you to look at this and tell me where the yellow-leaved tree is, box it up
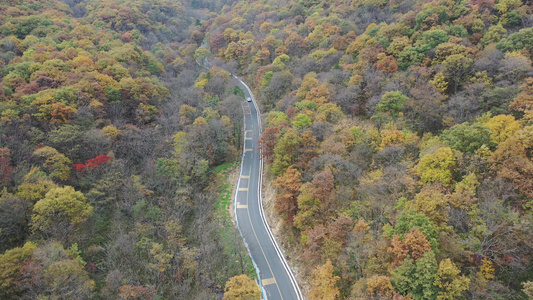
[483,114,520,144]
[31,186,93,241]
[434,258,470,300]
[416,147,457,186]
[223,274,261,300]
[33,146,72,181]
[309,259,340,300]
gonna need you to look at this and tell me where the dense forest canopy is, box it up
[199,0,533,298]
[0,0,532,298]
[0,0,256,298]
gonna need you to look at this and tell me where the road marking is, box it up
[245,149,253,152]
[237,204,248,209]
[243,165,284,299]
[246,201,283,298]
[262,278,276,285]
[238,188,248,191]
[245,130,252,133]
[241,175,250,178]
[245,137,253,140]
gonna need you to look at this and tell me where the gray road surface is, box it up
[233,76,304,300]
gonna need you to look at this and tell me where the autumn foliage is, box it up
[0,0,248,298]
[1,0,533,297]
[197,0,533,297]
[73,155,112,172]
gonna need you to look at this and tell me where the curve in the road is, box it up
[195,55,303,299]
[232,76,304,300]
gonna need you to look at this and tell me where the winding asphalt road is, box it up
[233,76,304,300]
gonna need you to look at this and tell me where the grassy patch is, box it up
[214,163,235,222]
[214,163,256,280]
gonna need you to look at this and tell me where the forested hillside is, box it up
[1,0,533,298]
[200,0,533,298]
[0,0,256,298]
